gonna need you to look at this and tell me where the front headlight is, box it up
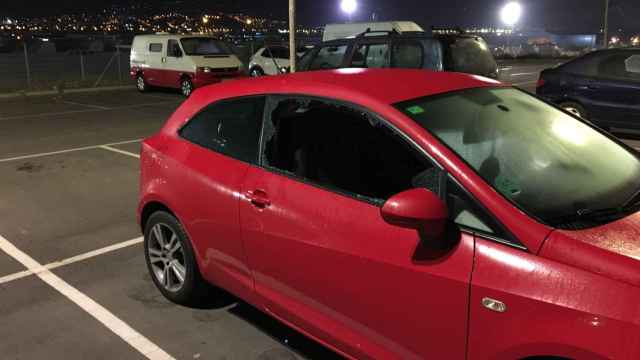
[280,67,289,74]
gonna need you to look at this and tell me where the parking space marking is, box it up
[513,80,538,86]
[0,234,174,360]
[510,72,539,77]
[0,101,180,121]
[0,237,143,285]
[0,139,141,163]
[62,100,112,110]
[100,145,141,159]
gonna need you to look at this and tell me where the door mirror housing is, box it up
[381,188,448,236]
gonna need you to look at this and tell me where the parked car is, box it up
[297,30,499,79]
[322,21,425,42]
[537,48,640,130]
[140,68,640,359]
[130,34,244,97]
[248,46,291,76]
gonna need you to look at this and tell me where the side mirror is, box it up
[381,188,448,237]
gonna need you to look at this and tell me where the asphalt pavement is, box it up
[0,63,638,360]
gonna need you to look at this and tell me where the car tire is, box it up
[136,74,148,92]
[559,101,587,120]
[180,77,194,97]
[144,211,212,306]
[250,67,264,77]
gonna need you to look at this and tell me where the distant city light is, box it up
[246,19,253,25]
[202,16,209,24]
[501,2,522,27]
[610,36,619,44]
[340,0,357,15]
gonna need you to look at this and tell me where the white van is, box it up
[322,21,425,42]
[130,34,244,96]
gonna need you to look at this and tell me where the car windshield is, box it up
[180,38,231,56]
[396,87,640,229]
[446,37,497,76]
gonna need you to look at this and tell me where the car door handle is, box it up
[246,190,271,208]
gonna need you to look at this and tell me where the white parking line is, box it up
[513,80,538,86]
[100,145,141,159]
[62,100,111,110]
[510,72,539,77]
[0,234,174,360]
[0,237,143,285]
[0,101,180,121]
[0,139,141,163]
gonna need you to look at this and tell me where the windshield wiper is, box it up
[549,198,640,228]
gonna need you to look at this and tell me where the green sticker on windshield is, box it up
[406,105,425,115]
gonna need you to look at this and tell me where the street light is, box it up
[501,2,522,26]
[340,0,357,20]
[501,2,521,56]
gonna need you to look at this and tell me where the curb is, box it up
[0,85,136,99]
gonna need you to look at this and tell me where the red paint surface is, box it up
[138,69,640,359]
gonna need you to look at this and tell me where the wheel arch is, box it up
[140,201,177,233]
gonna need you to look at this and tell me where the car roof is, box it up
[196,68,503,105]
[319,32,482,46]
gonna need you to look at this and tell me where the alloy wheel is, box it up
[147,223,186,292]
[181,80,193,97]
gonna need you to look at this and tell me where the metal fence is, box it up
[0,45,131,93]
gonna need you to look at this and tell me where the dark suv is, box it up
[536,48,640,130]
[297,31,499,79]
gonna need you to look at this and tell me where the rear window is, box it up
[266,46,290,59]
[180,97,265,164]
[445,37,497,76]
[308,45,348,70]
[391,39,443,71]
[180,38,231,56]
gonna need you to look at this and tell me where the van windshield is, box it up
[396,87,640,229]
[180,38,231,56]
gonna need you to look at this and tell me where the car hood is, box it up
[541,211,640,287]
[191,55,242,68]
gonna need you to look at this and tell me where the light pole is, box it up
[603,0,610,48]
[501,2,522,54]
[289,0,296,72]
[340,0,357,22]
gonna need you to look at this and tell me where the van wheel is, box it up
[250,67,264,77]
[559,101,587,120]
[180,78,193,97]
[144,211,213,306]
[136,74,148,92]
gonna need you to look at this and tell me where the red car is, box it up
[138,68,640,360]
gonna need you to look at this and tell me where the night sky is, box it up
[3,0,640,33]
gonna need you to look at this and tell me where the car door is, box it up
[239,96,487,359]
[586,51,640,128]
[175,96,266,303]
[145,41,165,85]
[163,39,184,88]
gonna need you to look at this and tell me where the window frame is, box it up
[258,94,523,249]
[148,42,163,53]
[167,39,182,58]
[177,95,267,165]
[306,43,351,71]
[390,39,426,69]
[350,38,391,68]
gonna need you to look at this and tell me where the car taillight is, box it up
[536,78,546,88]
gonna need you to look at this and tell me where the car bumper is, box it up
[192,71,247,87]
